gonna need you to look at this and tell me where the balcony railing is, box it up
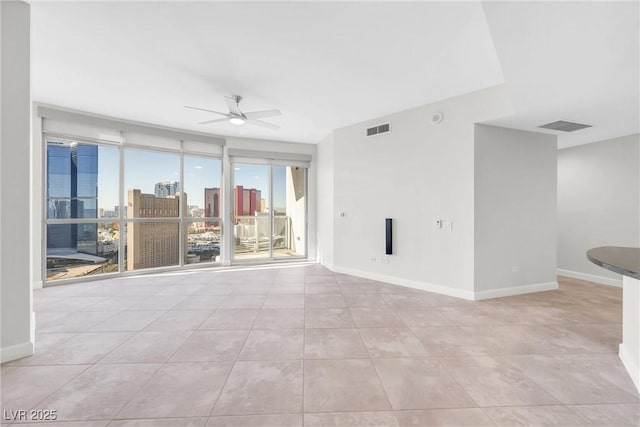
[234,215,293,253]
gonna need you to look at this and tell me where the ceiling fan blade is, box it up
[184,105,227,116]
[198,117,229,125]
[244,109,282,120]
[246,119,280,130]
[225,96,242,116]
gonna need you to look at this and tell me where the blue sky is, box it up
[97,146,286,212]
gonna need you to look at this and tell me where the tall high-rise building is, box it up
[126,189,187,270]
[154,181,180,198]
[233,185,262,221]
[46,142,99,255]
[255,190,261,214]
[234,185,244,220]
[243,188,250,215]
[249,189,257,215]
[204,187,220,226]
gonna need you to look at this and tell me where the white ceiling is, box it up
[482,1,639,149]
[31,2,638,148]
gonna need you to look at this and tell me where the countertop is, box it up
[587,246,640,280]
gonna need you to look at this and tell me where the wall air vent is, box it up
[366,122,391,137]
[538,120,592,132]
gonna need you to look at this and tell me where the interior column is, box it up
[1,0,34,362]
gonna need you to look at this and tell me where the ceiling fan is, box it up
[185,95,281,129]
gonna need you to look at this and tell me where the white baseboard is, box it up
[619,343,640,393]
[473,281,559,301]
[331,265,475,300]
[1,340,34,363]
[320,261,334,271]
[557,268,622,288]
[329,265,561,302]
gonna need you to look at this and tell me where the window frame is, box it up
[229,159,308,263]
[43,135,223,286]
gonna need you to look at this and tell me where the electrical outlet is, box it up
[435,220,443,229]
[443,221,453,231]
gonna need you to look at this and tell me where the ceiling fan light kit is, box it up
[185,95,281,129]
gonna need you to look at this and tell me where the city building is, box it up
[46,141,98,255]
[126,189,187,270]
[154,180,179,198]
[233,185,261,220]
[204,187,220,226]
[102,209,117,218]
[187,204,201,216]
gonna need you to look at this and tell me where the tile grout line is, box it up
[109,336,192,422]
[206,277,270,418]
[92,329,156,365]
[107,293,205,422]
[490,354,573,406]
[19,362,94,421]
[380,289,486,417]
[478,406,499,427]
[9,347,628,369]
[15,295,165,421]
[353,315,396,415]
[302,273,307,426]
[501,352,640,403]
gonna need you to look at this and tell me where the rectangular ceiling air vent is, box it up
[366,122,391,137]
[538,120,592,132]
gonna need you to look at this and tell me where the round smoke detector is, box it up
[431,111,444,124]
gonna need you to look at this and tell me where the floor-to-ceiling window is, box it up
[183,155,222,265]
[41,108,311,284]
[232,160,307,262]
[124,149,181,271]
[232,162,271,260]
[44,135,222,283]
[46,139,120,280]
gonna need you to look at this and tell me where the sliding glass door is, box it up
[232,161,307,262]
[232,163,271,260]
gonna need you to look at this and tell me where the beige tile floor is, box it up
[2,265,639,426]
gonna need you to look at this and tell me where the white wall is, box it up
[474,124,558,298]
[558,133,640,286]
[326,85,512,298]
[316,132,335,268]
[1,0,34,362]
[285,166,306,255]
